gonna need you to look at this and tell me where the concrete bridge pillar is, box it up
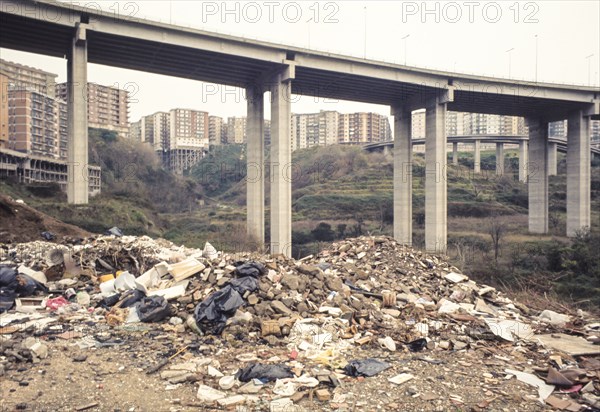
[269,69,293,257]
[392,106,412,246]
[527,118,549,234]
[496,143,504,176]
[425,98,448,253]
[452,142,458,165]
[246,86,265,246]
[519,140,528,183]
[67,23,89,204]
[473,140,481,173]
[547,141,558,176]
[566,110,591,237]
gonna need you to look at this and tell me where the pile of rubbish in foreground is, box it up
[1,234,599,411]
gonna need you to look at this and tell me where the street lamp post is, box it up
[506,48,514,78]
[402,34,410,65]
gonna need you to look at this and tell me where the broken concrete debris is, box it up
[0,234,598,411]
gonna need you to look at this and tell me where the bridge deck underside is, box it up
[1,10,594,118]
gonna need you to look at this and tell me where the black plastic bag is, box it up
[407,338,428,352]
[0,288,16,313]
[235,363,294,382]
[234,261,266,278]
[194,285,244,335]
[0,267,48,313]
[343,359,391,377]
[0,266,17,288]
[99,293,121,308]
[137,296,171,322]
[0,266,19,313]
[41,231,56,241]
[16,274,48,296]
[120,289,145,308]
[229,276,259,294]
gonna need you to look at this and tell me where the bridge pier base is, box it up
[547,142,558,176]
[425,98,447,253]
[452,142,458,165]
[496,143,504,176]
[567,110,591,237]
[527,118,549,234]
[473,140,481,173]
[519,140,528,183]
[246,87,265,246]
[392,106,412,246]
[269,72,293,257]
[67,23,89,205]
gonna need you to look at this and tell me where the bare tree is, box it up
[451,239,468,271]
[488,215,507,263]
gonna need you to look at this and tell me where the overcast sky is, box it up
[1,0,599,121]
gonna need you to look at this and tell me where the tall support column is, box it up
[527,118,549,234]
[425,98,448,253]
[473,139,481,173]
[547,141,558,176]
[392,106,412,246]
[496,143,504,176]
[67,23,89,204]
[270,68,293,257]
[519,140,528,182]
[246,86,265,245]
[566,110,591,236]
[452,142,458,165]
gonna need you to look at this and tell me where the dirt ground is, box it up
[0,194,90,244]
[1,325,553,412]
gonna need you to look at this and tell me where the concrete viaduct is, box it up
[364,134,600,180]
[1,0,598,256]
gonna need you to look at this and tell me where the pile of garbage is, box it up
[0,234,599,411]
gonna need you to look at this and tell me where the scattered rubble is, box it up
[0,234,599,411]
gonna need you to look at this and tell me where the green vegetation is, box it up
[1,128,204,236]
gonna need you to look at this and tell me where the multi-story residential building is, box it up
[592,120,600,149]
[208,115,226,146]
[411,110,426,139]
[226,117,247,144]
[0,59,57,98]
[129,120,141,142]
[337,112,391,144]
[0,72,8,148]
[169,109,208,149]
[7,89,67,159]
[140,115,155,145]
[412,111,526,139]
[264,119,271,147]
[549,120,567,138]
[151,112,170,152]
[56,82,129,139]
[134,110,212,174]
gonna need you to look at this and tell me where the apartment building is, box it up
[7,89,67,159]
[592,120,600,148]
[338,112,391,144]
[412,111,526,139]
[0,72,8,148]
[129,120,141,142]
[208,115,226,146]
[226,117,247,144]
[169,109,209,149]
[0,59,57,98]
[56,82,130,139]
